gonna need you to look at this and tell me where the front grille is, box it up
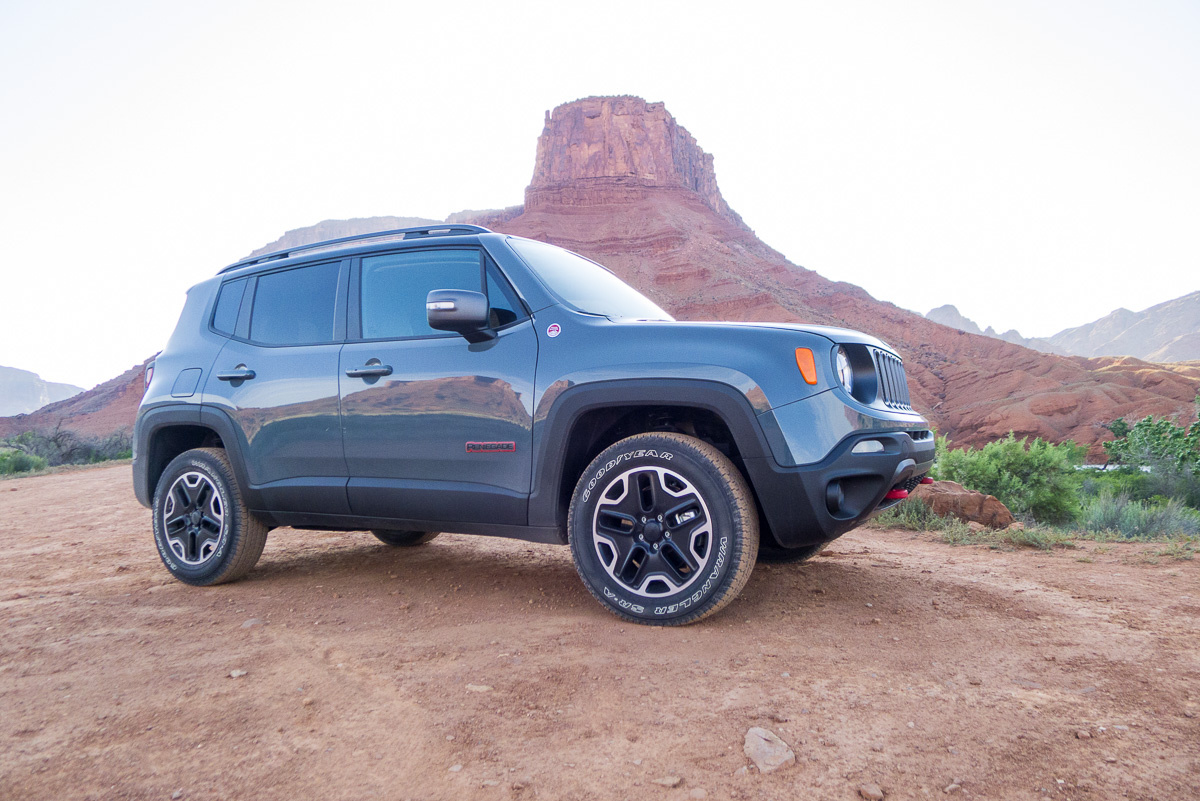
[872,348,912,410]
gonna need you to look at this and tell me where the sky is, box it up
[2,0,1197,389]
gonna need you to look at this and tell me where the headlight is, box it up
[835,347,854,393]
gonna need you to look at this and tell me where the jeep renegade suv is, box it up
[133,224,934,625]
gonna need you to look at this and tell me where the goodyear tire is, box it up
[568,433,758,626]
[757,540,825,564]
[371,530,440,546]
[151,447,268,586]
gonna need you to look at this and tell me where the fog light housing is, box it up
[825,481,844,515]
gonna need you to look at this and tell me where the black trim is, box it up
[745,429,937,549]
[528,379,774,530]
[263,512,562,545]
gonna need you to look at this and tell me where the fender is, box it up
[132,404,258,510]
[527,378,777,530]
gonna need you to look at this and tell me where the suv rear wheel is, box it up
[152,448,268,585]
[568,433,758,625]
[371,530,440,546]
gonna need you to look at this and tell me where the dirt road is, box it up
[1,464,1196,800]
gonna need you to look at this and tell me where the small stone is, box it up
[172,792,183,800]
[449,764,463,773]
[1075,730,1091,739]
[652,776,682,787]
[733,766,749,777]
[743,727,795,773]
[871,743,884,752]
[301,698,314,707]
[466,684,493,693]
[871,618,882,624]
[446,735,455,741]
[228,670,248,678]
[1044,655,1056,662]
[944,784,961,794]
[781,672,790,678]
[689,789,707,799]
[858,783,885,800]
[1104,757,1117,763]
[968,678,982,686]
[481,780,499,787]
[633,759,643,766]
[241,618,264,628]
[906,721,915,729]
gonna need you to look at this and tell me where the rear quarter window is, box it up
[249,262,341,345]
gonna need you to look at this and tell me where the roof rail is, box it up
[219,224,494,274]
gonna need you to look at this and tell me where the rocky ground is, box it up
[1,464,1197,800]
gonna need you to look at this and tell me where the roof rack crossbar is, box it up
[220,224,493,274]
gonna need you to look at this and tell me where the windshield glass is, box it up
[508,238,673,321]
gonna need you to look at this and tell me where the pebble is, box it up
[743,727,795,773]
[689,789,707,799]
[858,783,885,800]
[481,780,499,787]
[871,743,884,753]
[466,684,493,693]
[871,618,882,624]
[1075,730,1091,740]
[651,776,682,787]
[301,698,314,707]
[1104,757,1117,763]
[944,784,961,794]
[449,764,463,773]
[241,618,264,628]
[172,792,183,800]
[228,670,248,678]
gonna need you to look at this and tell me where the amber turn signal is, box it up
[795,348,818,385]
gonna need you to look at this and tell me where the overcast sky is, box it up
[2,0,1197,389]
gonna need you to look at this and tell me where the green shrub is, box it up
[869,498,970,535]
[938,433,1086,524]
[1079,491,1200,539]
[2,426,131,468]
[0,450,48,474]
[1104,404,1200,507]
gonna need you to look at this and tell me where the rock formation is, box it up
[911,480,1015,529]
[0,366,83,417]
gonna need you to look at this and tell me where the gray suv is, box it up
[133,225,934,625]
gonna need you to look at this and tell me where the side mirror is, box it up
[426,289,495,343]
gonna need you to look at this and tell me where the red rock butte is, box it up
[6,96,1198,455]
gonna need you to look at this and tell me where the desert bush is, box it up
[1079,491,1200,540]
[1104,405,1200,507]
[869,498,970,535]
[2,425,132,467]
[0,449,48,474]
[938,433,1086,524]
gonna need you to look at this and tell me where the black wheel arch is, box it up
[134,405,256,510]
[528,379,778,540]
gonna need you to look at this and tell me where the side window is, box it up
[211,278,246,336]
[249,261,341,346]
[486,267,525,328]
[361,250,482,339]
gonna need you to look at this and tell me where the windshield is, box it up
[507,238,673,321]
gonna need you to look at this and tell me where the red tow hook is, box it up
[919,477,935,485]
[885,488,909,500]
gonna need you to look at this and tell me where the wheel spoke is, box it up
[659,541,699,582]
[615,543,649,587]
[596,509,637,539]
[636,470,659,515]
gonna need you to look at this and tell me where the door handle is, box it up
[345,364,393,378]
[216,369,256,381]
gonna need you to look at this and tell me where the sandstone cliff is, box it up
[0,366,83,417]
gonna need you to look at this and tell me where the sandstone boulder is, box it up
[911,481,1015,529]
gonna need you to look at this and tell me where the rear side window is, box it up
[249,262,341,346]
[360,249,525,340]
[211,279,246,336]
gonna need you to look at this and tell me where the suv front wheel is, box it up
[568,433,758,625]
[152,448,268,585]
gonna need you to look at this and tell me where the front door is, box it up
[339,247,537,525]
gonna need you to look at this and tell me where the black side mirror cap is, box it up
[426,289,495,343]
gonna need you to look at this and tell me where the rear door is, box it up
[202,259,350,514]
[339,247,537,524]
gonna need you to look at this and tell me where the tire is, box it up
[371,529,440,547]
[757,540,825,564]
[568,432,759,626]
[151,447,268,586]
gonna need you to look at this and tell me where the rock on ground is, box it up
[743,727,795,773]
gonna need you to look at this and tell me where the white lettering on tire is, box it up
[582,450,673,503]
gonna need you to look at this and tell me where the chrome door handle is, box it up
[216,369,256,381]
[345,365,393,378]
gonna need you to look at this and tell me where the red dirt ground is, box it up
[1,464,1197,800]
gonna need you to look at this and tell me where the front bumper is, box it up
[742,428,936,549]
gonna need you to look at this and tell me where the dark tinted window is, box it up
[486,268,525,328]
[249,262,341,345]
[211,279,246,336]
[361,249,482,339]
